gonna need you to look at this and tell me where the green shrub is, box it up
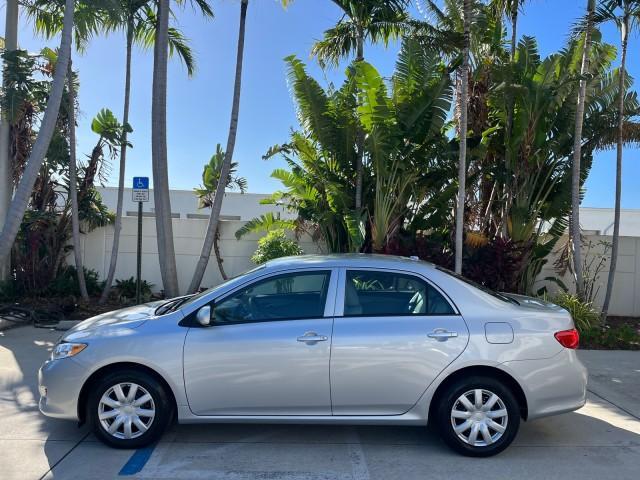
[581,324,640,350]
[49,266,103,297]
[115,277,153,301]
[549,292,600,333]
[251,230,303,265]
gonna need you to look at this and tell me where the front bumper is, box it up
[501,348,588,420]
[38,357,86,420]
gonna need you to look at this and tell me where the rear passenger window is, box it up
[344,270,454,316]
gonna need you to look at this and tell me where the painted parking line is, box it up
[119,444,158,476]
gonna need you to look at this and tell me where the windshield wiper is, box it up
[155,296,191,316]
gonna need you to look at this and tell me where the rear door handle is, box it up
[428,329,458,341]
[297,331,328,344]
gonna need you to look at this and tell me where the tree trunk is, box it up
[354,27,364,212]
[502,1,518,239]
[570,0,595,300]
[601,14,629,320]
[67,59,89,301]
[0,0,74,263]
[0,0,18,281]
[455,0,471,274]
[214,226,227,281]
[188,0,248,293]
[100,20,134,304]
[152,0,180,297]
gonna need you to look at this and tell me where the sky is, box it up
[2,0,638,209]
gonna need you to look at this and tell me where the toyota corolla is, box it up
[39,254,587,456]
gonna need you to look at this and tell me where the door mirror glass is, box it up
[196,305,212,326]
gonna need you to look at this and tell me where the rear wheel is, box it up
[88,369,172,449]
[435,376,520,457]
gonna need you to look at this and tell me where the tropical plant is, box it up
[242,39,456,255]
[194,143,247,207]
[570,0,596,300]
[194,143,247,280]
[188,0,247,294]
[0,0,74,266]
[549,291,600,334]
[49,265,102,297]
[251,229,303,265]
[597,0,640,320]
[312,0,411,211]
[20,0,119,300]
[114,276,154,301]
[100,0,200,304]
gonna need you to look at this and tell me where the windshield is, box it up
[436,267,519,305]
[155,265,266,315]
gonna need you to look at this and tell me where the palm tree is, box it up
[0,0,74,264]
[194,143,247,281]
[188,0,248,293]
[100,0,198,304]
[66,60,90,300]
[24,0,123,300]
[311,0,411,211]
[0,0,19,281]
[490,0,528,237]
[455,0,472,274]
[151,0,179,296]
[152,0,213,297]
[601,0,640,319]
[570,0,596,300]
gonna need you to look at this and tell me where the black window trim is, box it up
[181,268,334,327]
[337,267,460,318]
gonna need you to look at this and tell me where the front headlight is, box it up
[51,342,87,361]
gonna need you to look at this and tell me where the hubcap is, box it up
[98,383,155,440]
[450,389,508,447]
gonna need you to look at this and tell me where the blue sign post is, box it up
[132,177,149,304]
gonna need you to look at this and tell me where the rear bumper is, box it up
[38,358,85,421]
[501,348,588,420]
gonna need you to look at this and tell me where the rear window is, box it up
[435,267,519,305]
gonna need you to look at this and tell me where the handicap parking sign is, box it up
[132,176,149,202]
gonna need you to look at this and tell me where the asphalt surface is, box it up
[1,326,639,480]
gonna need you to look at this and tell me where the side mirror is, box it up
[196,305,212,327]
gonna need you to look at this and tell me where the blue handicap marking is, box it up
[119,444,157,476]
[133,177,149,189]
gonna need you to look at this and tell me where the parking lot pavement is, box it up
[1,326,639,480]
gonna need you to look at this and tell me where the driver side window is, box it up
[213,270,331,324]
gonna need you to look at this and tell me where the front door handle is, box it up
[428,329,458,341]
[297,331,328,344]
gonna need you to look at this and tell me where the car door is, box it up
[330,268,469,415]
[183,268,336,416]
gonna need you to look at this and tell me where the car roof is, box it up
[264,253,437,272]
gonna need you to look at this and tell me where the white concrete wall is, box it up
[536,234,640,317]
[74,217,322,294]
[96,188,294,221]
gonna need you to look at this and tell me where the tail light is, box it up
[555,329,579,349]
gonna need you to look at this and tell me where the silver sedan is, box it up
[38,254,587,456]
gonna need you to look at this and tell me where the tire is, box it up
[87,369,172,449]
[434,375,520,457]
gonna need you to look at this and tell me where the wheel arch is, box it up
[427,365,529,423]
[77,362,178,425]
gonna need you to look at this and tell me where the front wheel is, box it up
[435,376,520,457]
[88,369,172,449]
